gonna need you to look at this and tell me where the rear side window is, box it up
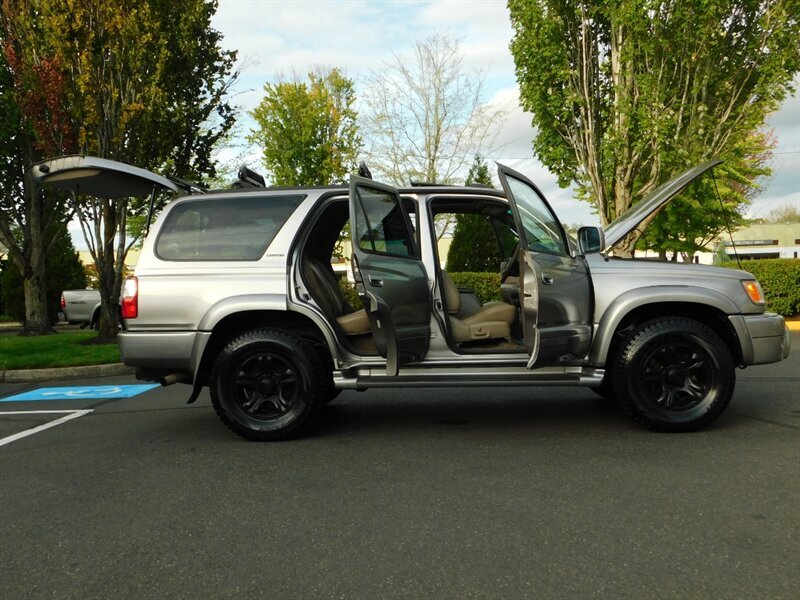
[155,194,305,261]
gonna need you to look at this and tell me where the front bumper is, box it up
[729,313,791,366]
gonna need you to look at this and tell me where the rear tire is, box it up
[612,318,735,432]
[210,329,327,441]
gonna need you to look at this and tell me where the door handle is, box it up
[368,275,384,287]
[541,272,554,285]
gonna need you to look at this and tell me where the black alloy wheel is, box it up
[210,329,326,441]
[613,318,735,432]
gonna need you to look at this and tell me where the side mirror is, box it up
[577,226,605,254]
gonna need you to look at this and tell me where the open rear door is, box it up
[349,175,431,375]
[31,155,179,198]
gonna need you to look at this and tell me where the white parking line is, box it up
[0,410,93,447]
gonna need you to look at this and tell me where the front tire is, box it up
[210,329,327,441]
[612,318,735,432]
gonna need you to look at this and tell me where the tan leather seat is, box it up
[303,257,370,335]
[441,271,516,343]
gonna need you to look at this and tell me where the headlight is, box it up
[741,280,765,305]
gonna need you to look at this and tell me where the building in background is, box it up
[719,223,800,261]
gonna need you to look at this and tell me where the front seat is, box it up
[302,256,371,336]
[440,271,516,343]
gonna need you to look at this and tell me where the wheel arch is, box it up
[590,290,743,368]
[193,309,333,387]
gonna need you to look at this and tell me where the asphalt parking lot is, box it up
[1,334,798,599]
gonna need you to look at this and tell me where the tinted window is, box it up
[354,186,415,258]
[156,194,305,261]
[505,176,568,256]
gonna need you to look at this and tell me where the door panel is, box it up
[349,176,431,375]
[498,164,593,368]
[520,252,541,368]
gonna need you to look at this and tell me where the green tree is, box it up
[249,68,361,186]
[0,27,74,334]
[2,0,238,339]
[508,0,800,256]
[638,130,772,260]
[446,156,509,272]
[1,225,86,324]
[465,155,494,188]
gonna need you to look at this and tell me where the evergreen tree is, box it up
[1,224,86,324]
[446,156,506,272]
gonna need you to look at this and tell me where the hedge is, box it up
[447,272,502,304]
[722,258,800,317]
[340,259,800,318]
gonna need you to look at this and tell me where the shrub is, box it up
[447,272,502,304]
[338,277,363,310]
[446,214,505,272]
[722,258,800,316]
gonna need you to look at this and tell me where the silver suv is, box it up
[34,155,791,440]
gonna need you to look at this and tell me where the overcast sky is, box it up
[208,0,799,227]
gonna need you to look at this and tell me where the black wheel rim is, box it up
[634,340,716,414]
[231,352,300,420]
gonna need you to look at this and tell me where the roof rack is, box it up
[235,165,266,188]
[168,175,208,194]
[409,180,441,187]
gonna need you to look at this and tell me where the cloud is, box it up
[209,0,796,225]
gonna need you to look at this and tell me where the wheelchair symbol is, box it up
[40,387,123,398]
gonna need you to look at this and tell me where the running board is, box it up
[334,368,604,390]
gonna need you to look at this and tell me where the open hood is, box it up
[30,155,179,199]
[602,158,723,250]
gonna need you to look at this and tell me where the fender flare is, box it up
[190,295,340,383]
[589,286,740,365]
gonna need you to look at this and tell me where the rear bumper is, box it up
[729,313,790,366]
[119,331,197,371]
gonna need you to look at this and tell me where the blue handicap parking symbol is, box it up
[0,384,160,403]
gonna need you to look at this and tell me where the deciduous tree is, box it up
[2,0,238,339]
[361,34,503,186]
[0,28,74,334]
[1,225,86,324]
[508,0,800,256]
[249,68,360,186]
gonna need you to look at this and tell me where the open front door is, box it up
[498,164,593,369]
[349,175,431,375]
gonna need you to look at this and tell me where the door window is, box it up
[504,175,568,256]
[353,185,416,258]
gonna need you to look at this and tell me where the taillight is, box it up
[60,294,66,310]
[122,276,138,319]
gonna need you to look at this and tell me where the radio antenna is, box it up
[711,170,742,270]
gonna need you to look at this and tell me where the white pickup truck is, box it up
[60,289,101,328]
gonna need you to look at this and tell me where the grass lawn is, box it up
[0,331,121,370]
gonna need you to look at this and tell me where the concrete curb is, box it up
[1,322,796,383]
[1,363,135,383]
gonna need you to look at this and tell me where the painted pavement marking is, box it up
[0,409,93,447]
[0,384,159,403]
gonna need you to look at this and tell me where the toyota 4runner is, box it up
[33,155,791,440]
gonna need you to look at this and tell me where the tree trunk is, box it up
[94,198,129,342]
[20,187,55,335]
[21,255,53,335]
